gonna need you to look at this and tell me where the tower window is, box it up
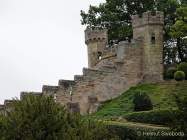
[97,51,102,60]
[151,33,156,44]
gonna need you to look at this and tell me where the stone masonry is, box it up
[0,11,164,115]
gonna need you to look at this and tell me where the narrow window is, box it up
[97,51,102,60]
[151,33,156,44]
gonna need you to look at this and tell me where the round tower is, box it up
[132,11,164,82]
[85,28,108,68]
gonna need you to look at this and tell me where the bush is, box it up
[174,71,186,81]
[166,67,177,79]
[172,96,187,139]
[0,95,118,140]
[177,62,187,79]
[124,109,180,125]
[133,91,153,111]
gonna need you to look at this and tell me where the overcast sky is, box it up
[0,0,105,103]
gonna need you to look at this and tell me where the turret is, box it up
[132,11,164,82]
[85,28,108,68]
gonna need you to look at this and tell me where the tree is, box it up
[0,95,119,140]
[81,0,187,64]
[170,4,187,62]
[81,0,155,44]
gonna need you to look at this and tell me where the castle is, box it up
[0,11,164,114]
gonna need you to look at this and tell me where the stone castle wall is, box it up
[0,11,164,115]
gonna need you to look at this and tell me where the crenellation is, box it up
[58,80,75,88]
[74,75,84,82]
[42,85,59,95]
[20,91,42,99]
[132,11,164,28]
[0,105,4,110]
[83,68,111,77]
[83,68,98,76]
[85,28,108,44]
[4,100,14,106]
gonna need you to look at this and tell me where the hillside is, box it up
[94,81,187,118]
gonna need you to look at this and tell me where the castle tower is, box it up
[132,11,164,82]
[85,28,108,68]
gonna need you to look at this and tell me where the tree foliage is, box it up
[0,95,119,140]
[81,0,187,64]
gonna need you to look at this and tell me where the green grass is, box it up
[106,121,169,130]
[94,81,187,118]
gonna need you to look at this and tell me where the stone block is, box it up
[66,102,80,113]
[20,91,42,100]
[42,85,59,95]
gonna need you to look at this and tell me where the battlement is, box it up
[4,100,14,106]
[42,85,59,94]
[58,80,75,88]
[132,11,164,28]
[20,91,42,99]
[0,105,4,110]
[83,68,109,76]
[85,28,108,44]
[74,75,84,82]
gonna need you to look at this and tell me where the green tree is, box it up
[81,0,155,44]
[170,4,187,62]
[0,95,119,140]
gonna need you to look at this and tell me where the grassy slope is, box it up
[106,121,169,130]
[94,81,187,118]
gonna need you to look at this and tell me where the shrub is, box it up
[172,96,187,139]
[133,91,153,111]
[0,95,118,140]
[174,71,186,81]
[166,67,177,79]
[177,62,187,79]
[124,109,180,125]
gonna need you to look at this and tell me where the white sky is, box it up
[0,0,105,103]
